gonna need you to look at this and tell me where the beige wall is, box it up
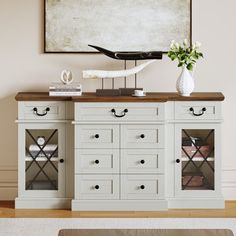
[0,0,235,200]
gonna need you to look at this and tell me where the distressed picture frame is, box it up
[44,0,192,53]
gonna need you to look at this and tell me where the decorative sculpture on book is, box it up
[83,45,163,96]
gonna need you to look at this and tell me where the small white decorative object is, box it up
[37,136,46,146]
[176,66,194,97]
[83,60,156,79]
[61,70,73,85]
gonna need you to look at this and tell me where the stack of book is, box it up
[49,83,82,96]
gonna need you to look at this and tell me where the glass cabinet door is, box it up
[19,124,65,198]
[175,124,220,197]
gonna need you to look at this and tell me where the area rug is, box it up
[58,229,234,236]
[0,219,236,236]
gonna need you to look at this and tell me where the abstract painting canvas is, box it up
[45,0,191,53]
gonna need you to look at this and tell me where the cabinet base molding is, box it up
[15,197,71,209]
[168,198,225,209]
[72,200,168,211]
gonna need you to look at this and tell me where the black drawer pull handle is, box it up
[140,160,145,164]
[111,108,128,118]
[60,159,64,163]
[33,107,50,117]
[189,107,206,117]
[140,185,145,190]
[94,160,100,164]
[94,134,100,139]
[94,185,100,190]
[176,159,181,163]
[140,134,145,139]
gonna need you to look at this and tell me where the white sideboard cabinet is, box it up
[15,92,225,210]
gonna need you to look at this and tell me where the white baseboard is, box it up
[0,165,17,200]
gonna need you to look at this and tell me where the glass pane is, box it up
[181,129,215,191]
[25,129,59,191]
[25,161,58,190]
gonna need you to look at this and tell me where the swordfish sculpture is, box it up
[83,45,163,95]
[88,44,163,60]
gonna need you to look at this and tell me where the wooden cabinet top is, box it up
[15,92,225,102]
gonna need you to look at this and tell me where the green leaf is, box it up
[178,62,184,67]
[187,63,193,71]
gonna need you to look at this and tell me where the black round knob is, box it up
[60,159,64,163]
[33,107,37,112]
[140,185,145,189]
[95,134,99,139]
[202,107,207,112]
[140,160,145,164]
[46,107,50,112]
[140,134,145,139]
[111,108,115,113]
[176,159,181,163]
[95,160,100,164]
[95,185,100,189]
[124,109,128,113]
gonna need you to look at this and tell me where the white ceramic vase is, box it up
[176,66,194,96]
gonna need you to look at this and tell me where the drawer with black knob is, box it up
[121,124,164,149]
[18,101,66,120]
[121,149,164,174]
[75,103,165,121]
[75,149,119,174]
[75,124,119,149]
[75,175,119,200]
[175,102,221,120]
[121,175,165,200]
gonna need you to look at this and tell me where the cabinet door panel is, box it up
[18,123,66,198]
[174,123,221,198]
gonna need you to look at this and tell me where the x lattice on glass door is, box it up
[182,129,215,190]
[25,129,58,190]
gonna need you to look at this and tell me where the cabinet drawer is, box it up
[75,124,119,149]
[121,125,164,148]
[18,101,65,120]
[75,103,165,121]
[75,149,119,174]
[75,175,119,200]
[121,149,164,174]
[121,175,164,200]
[175,102,221,120]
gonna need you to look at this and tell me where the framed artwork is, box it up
[44,0,192,53]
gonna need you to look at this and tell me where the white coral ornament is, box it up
[61,70,73,85]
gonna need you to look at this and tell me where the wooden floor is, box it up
[1,201,236,218]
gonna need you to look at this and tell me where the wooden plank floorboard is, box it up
[0,201,236,218]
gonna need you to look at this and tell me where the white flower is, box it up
[175,42,180,49]
[170,40,175,49]
[192,43,196,50]
[183,39,188,46]
[195,41,202,48]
